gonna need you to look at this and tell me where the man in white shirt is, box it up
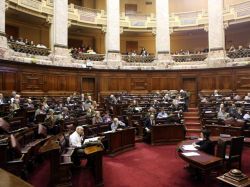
[243,112,250,121]
[69,126,84,147]
[69,126,85,166]
[157,108,168,119]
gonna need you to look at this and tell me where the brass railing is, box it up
[227,49,250,59]
[122,55,155,63]
[172,54,208,62]
[8,42,50,56]
[72,53,105,61]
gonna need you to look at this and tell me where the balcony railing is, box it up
[172,54,208,62]
[227,49,250,59]
[122,55,155,63]
[126,14,149,20]
[72,53,105,61]
[74,5,101,22]
[8,42,50,56]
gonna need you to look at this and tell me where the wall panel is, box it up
[0,60,250,99]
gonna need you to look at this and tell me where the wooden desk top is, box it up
[217,175,250,187]
[178,140,223,171]
[0,169,33,187]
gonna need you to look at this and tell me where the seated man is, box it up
[193,129,214,155]
[143,114,156,143]
[144,114,156,133]
[243,112,250,121]
[69,126,85,166]
[157,108,168,119]
[111,117,126,131]
[244,93,250,101]
[217,108,229,123]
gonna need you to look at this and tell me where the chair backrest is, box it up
[230,136,244,158]
[216,139,226,159]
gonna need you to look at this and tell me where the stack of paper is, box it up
[182,152,200,157]
[83,137,100,144]
[103,130,113,134]
[182,144,198,151]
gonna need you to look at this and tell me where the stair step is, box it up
[184,116,200,119]
[184,122,201,126]
[188,108,199,112]
[186,129,202,132]
[185,121,201,125]
[183,112,199,116]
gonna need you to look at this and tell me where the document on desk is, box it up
[182,144,198,151]
[102,130,114,134]
[83,137,100,144]
[182,152,200,157]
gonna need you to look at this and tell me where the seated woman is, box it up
[92,111,103,125]
[193,129,214,155]
[102,111,112,123]
[45,109,60,134]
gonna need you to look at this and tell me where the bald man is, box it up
[111,117,126,131]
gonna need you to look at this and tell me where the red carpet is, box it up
[29,143,250,187]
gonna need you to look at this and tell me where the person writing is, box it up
[193,129,214,155]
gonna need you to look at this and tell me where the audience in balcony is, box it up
[8,35,47,49]
[228,45,236,52]
[173,49,208,56]
[140,48,148,57]
[71,45,96,55]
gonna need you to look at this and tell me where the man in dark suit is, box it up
[144,114,156,143]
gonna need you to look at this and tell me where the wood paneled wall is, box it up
[0,60,250,100]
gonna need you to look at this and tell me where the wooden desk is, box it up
[84,146,104,187]
[0,168,33,187]
[205,125,242,137]
[151,124,186,145]
[178,140,223,172]
[217,175,250,187]
[101,127,135,156]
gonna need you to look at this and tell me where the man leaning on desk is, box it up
[111,117,126,131]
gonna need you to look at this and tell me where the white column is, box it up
[53,0,68,48]
[0,0,8,57]
[0,0,5,35]
[51,0,71,62]
[208,0,225,51]
[207,0,226,65]
[155,0,172,65]
[105,0,121,67]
